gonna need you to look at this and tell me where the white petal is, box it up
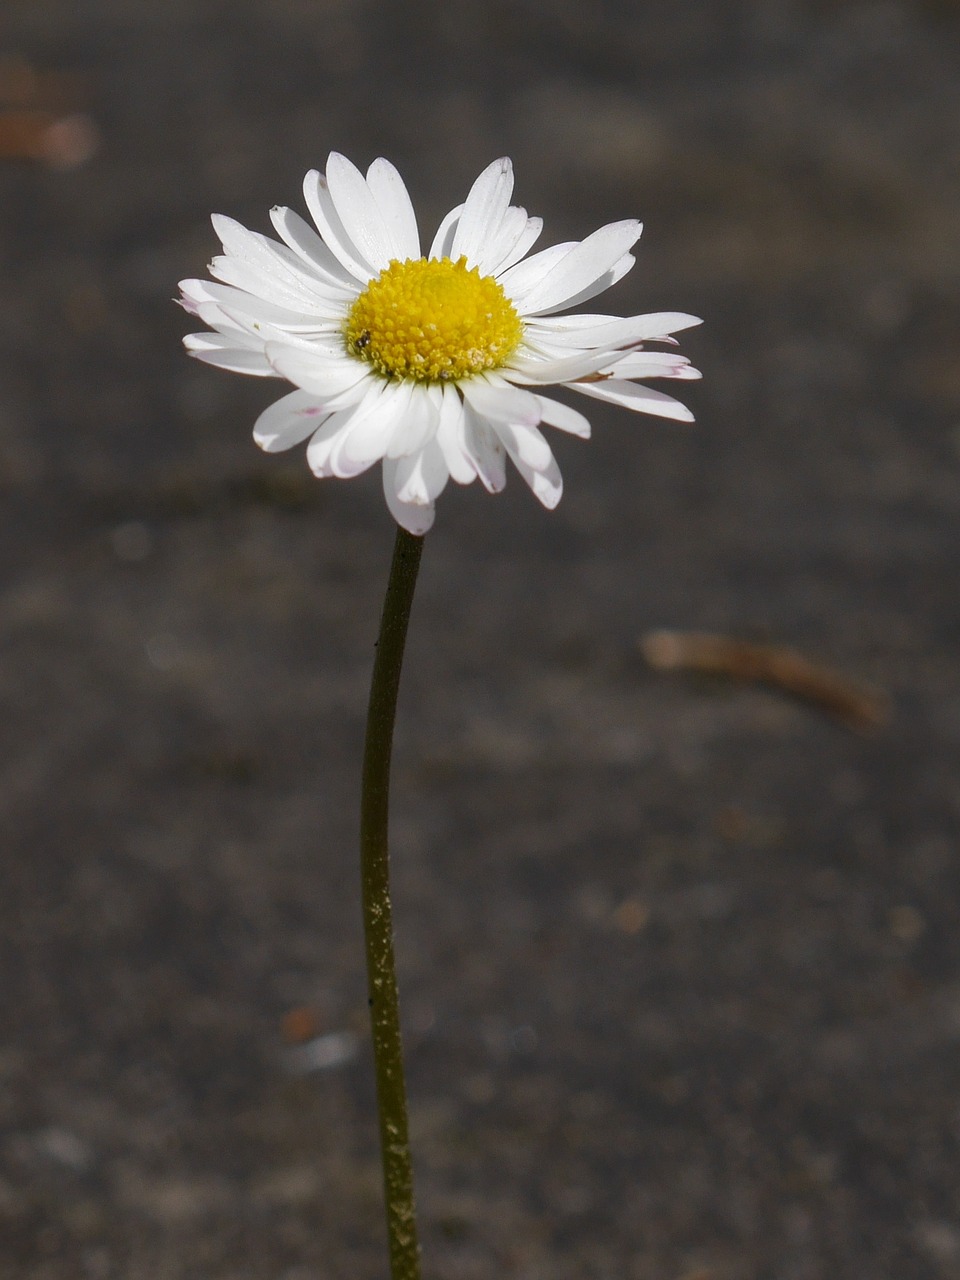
[178,284,205,318]
[508,347,640,385]
[182,279,303,339]
[179,277,224,310]
[529,311,703,346]
[435,385,476,484]
[265,341,371,399]
[183,334,276,376]
[497,242,577,302]
[460,377,542,426]
[450,158,514,268]
[518,312,617,330]
[492,216,543,275]
[382,459,436,535]
[208,245,348,308]
[180,294,248,336]
[324,152,400,271]
[394,437,450,505]
[494,420,553,470]
[497,423,563,509]
[366,157,420,260]
[303,167,376,283]
[534,253,639,316]
[185,277,336,332]
[305,412,355,476]
[210,214,351,306]
[336,381,410,471]
[253,389,333,451]
[510,221,642,315]
[535,395,591,439]
[522,311,619,327]
[472,204,528,275]
[428,203,463,260]
[461,401,507,493]
[269,206,360,289]
[572,378,695,422]
[186,295,332,356]
[212,313,343,354]
[207,256,346,321]
[385,383,440,458]
[609,352,702,380]
[306,384,397,478]
[183,326,261,351]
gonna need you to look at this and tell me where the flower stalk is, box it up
[360,526,425,1280]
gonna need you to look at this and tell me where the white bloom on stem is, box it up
[180,154,701,534]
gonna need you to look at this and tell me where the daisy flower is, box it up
[180,154,701,534]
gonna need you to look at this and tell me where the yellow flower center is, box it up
[343,255,523,383]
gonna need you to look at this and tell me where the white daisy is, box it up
[180,154,701,535]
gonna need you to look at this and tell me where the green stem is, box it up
[360,526,425,1280]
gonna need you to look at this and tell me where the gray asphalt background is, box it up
[1,2,959,1277]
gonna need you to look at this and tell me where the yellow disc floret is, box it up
[344,255,523,383]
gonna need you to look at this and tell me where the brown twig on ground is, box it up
[0,109,98,167]
[640,629,889,730]
[0,57,98,168]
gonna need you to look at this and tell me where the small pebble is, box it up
[284,1030,358,1075]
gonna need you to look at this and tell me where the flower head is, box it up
[180,154,701,534]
